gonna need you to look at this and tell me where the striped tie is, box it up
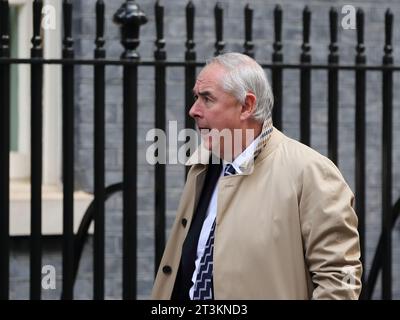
[193,164,236,300]
[223,163,237,176]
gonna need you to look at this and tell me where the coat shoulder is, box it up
[280,136,337,170]
[274,133,345,182]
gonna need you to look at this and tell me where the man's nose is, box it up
[189,100,201,118]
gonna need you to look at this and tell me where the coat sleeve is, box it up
[299,156,363,299]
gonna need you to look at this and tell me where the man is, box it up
[152,52,362,299]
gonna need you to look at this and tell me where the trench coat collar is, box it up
[185,126,285,175]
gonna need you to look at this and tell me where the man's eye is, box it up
[193,95,198,101]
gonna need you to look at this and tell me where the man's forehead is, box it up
[194,77,216,90]
[194,64,225,91]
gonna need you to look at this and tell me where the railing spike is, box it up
[185,0,195,60]
[95,0,105,52]
[214,2,225,56]
[244,3,254,57]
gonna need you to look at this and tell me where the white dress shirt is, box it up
[189,135,260,299]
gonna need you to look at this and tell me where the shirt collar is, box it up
[222,134,260,175]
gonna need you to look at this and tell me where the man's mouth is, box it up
[198,127,211,135]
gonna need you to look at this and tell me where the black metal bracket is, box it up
[60,182,122,298]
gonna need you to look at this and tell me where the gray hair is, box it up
[206,52,274,123]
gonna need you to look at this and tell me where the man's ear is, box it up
[240,93,257,121]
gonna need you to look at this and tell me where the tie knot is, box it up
[223,164,236,176]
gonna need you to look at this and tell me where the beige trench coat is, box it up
[151,128,362,299]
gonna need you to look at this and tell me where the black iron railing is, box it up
[0,0,398,300]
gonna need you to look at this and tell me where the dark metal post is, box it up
[61,0,75,300]
[300,6,311,146]
[272,5,283,130]
[154,0,166,277]
[30,0,43,300]
[328,8,339,165]
[355,9,366,285]
[185,1,196,131]
[382,8,393,300]
[243,4,254,58]
[113,0,147,300]
[94,0,106,300]
[185,1,196,177]
[214,2,225,56]
[0,0,10,300]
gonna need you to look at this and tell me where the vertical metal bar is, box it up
[300,6,311,146]
[113,0,147,300]
[243,4,254,58]
[185,1,196,177]
[154,0,166,278]
[272,5,283,130]
[94,0,105,300]
[122,50,138,301]
[61,0,75,300]
[355,9,366,286]
[30,0,43,301]
[214,2,225,56]
[0,0,10,300]
[185,0,196,131]
[382,8,393,300]
[328,8,339,165]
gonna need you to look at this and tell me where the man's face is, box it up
[189,63,242,155]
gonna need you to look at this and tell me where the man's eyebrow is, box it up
[193,90,213,97]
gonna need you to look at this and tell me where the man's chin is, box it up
[202,136,214,151]
[202,137,227,160]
